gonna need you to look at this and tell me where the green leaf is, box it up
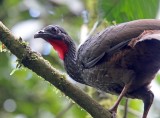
[156,74,160,85]
[98,0,159,23]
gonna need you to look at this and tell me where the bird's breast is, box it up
[80,59,135,94]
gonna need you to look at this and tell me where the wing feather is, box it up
[77,19,160,68]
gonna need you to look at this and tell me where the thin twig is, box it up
[123,98,128,118]
[86,20,102,39]
[56,102,74,118]
[119,105,142,117]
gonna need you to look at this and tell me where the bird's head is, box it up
[34,25,69,60]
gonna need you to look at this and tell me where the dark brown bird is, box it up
[34,19,160,118]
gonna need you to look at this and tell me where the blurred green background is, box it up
[1,0,160,118]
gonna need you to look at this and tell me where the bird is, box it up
[34,19,160,118]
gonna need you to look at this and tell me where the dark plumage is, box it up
[34,19,160,118]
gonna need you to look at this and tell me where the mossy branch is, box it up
[0,22,111,118]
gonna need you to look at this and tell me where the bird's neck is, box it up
[63,40,85,84]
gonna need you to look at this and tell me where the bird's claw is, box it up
[109,108,117,118]
[109,110,117,118]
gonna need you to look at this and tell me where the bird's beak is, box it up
[34,30,44,38]
[34,30,53,39]
[34,30,62,40]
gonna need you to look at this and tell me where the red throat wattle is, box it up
[48,40,68,60]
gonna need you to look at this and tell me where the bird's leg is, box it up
[129,87,154,118]
[142,91,154,118]
[109,81,132,118]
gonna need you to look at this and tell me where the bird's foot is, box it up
[109,107,117,118]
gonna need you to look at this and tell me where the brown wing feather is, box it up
[78,19,160,68]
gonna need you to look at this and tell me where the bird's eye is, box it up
[51,27,61,34]
[51,27,57,33]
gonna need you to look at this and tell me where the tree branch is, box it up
[0,22,111,118]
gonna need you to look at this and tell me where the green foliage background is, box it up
[0,0,160,118]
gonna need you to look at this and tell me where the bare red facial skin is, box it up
[48,40,68,60]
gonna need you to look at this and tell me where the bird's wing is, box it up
[77,19,160,69]
[84,39,131,68]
